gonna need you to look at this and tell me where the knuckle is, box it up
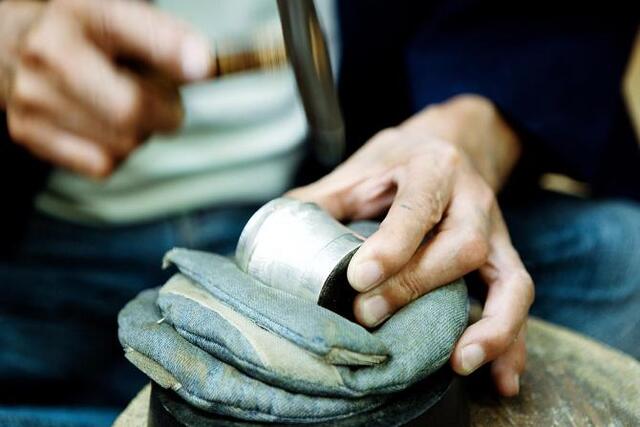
[11,74,37,108]
[476,181,496,211]
[21,26,67,73]
[448,95,498,123]
[424,192,447,223]
[21,30,48,62]
[71,153,113,179]
[489,325,515,353]
[440,143,462,166]
[7,112,28,143]
[437,140,462,168]
[363,243,395,272]
[373,128,402,143]
[397,187,446,228]
[457,231,490,270]
[92,162,114,179]
[516,270,535,306]
[113,85,144,130]
[396,271,425,303]
[370,128,404,153]
[111,134,138,156]
[21,5,68,61]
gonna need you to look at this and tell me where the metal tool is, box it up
[236,198,362,317]
[277,0,346,167]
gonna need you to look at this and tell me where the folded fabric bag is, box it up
[119,227,468,423]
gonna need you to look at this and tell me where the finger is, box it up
[491,324,527,397]
[347,148,458,292]
[46,41,181,142]
[450,224,534,376]
[353,192,491,327]
[287,169,396,221]
[67,0,213,81]
[22,17,152,142]
[10,65,139,154]
[286,128,414,220]
[7,109,113,178]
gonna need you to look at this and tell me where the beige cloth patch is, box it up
[124,347,182,392]
[160,274,345,388]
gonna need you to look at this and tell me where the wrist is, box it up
[402,94,521,192]
[0,0,44,109]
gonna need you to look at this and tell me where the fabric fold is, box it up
[119,242,469,422]
[163,248,389,366]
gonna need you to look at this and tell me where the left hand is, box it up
[288,95,534,397]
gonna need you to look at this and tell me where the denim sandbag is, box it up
[119,289,387,424]
[162,248,389,367]
[159,252,467,398]
[118,224,469,423]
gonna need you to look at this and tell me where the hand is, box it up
[288,95,534,396]
[0,0,214,178]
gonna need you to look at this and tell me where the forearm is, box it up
[0,0,44,109]
[401,95,522,192]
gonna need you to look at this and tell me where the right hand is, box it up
[0,0,214,178]
[289,96,533,397]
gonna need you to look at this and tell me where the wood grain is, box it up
[469,318,640,426]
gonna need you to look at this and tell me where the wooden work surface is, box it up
[113,317,640,427]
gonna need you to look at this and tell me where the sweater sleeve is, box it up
[404,12,640,190]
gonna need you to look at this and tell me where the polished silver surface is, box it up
[236,198,363,310]
[276,0,345,166]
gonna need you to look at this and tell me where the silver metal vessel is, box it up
[236,198,363,316]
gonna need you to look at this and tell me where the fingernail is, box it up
[360,295,391,327]
[512,374,520,394]
[460,344,485,375]
[348,261,383,292]
[181,35,212,80]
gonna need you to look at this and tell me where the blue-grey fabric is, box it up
[119,289,386,424]
[161,248,390,365]
[118,225,469,423]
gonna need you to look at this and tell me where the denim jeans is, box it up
[1,192,640,425]
[502,191,640,358]
[0,205,258,427]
